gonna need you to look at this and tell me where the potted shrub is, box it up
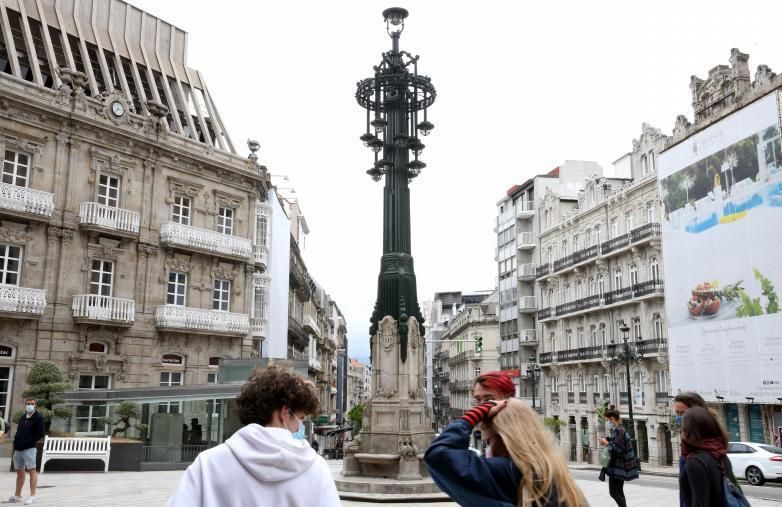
[100,401,146,471]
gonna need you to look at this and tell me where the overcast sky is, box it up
[131,0,782,364]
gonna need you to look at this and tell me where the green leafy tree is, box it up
[347,403,365,433]
[100,401,147,439]
[13,361,73,433]
[543,417,564,437]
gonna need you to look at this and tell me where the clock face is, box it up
[111,101,125,117]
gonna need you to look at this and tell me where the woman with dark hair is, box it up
[167,365,340,506]
[598,409,639,507]
[679,406,737,507]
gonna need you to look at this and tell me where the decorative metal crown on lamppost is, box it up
[356,7,436,362]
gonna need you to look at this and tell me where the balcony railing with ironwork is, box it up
[619,392,629,405]
[603,286,634,306]
[71,295,134,325]
[155,305,250,336]
[536,263,550,277]
[579,392,587,404]
[567,392,575,404]
[539,351,554,364]
[539,345,603,364]
[630,222,661,243]
[79,202,140,235]
[600,233,631,255]
[551,392,559,403]
[555,294,600,316]
[655,392,669,404]
[160,222,252,260]
[633,279,665,298]
[0,285,46,315]
[537,307,552,320]
[0,182,54,218]
[637,338,668,355]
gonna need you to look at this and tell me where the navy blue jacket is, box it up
[14,412,45,451]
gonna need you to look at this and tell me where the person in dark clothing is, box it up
[679,406,736,507]
[425,399,586,506]
[598,409,639,507]
[673,392,706,506]
[10,398,45,504]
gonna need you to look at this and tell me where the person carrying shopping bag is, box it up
[598,409,639,507]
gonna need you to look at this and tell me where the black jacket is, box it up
[680,451,733,507]
[14,412,45,451]
[605,425,639,481]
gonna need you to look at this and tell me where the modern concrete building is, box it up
[495,161,602,404]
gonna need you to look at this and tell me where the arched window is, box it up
[88,342,108,354]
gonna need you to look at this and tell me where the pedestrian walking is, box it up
[9,398,45,505]
[598,409,639,507]
[166,365,340,507]
[679,406,749,507]
[425,398,587,506]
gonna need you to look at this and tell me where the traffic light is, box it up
[475,336,483,352]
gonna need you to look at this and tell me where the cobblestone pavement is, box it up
[0,458,778,506]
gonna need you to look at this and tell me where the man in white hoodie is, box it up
[167,365,341,507]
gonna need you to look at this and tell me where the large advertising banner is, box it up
[658,92,782,403]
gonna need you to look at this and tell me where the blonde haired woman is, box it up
[425,399,587,507]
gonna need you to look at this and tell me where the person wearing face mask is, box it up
[167,365,340,507]
[598,409,639,507]
[9,398,44,505]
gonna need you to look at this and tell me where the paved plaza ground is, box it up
[0,458,779,506]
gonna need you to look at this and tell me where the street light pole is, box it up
[611,321,643,469]
[526,354,541,412]
[357,8,436,363]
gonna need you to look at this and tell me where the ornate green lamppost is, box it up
[356,7,436,362]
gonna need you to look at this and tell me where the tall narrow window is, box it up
[97,174,120,207]
[630,264,638,286]
[647,201,656,223]
[595,226,602,246]
[167,272,187,306]
[577,327,585,348]
[597,275,605,296]
[254,285,268,319]
[90,260,113,297]
[0,244,22,285]
[573,234,580,252]
[213,279,230,311]
[3,150,30,187]
[217,207,233,235]
[256,215,268,247]
[610,218,619,239]
[625,211,634,233]
[172,196,191,225]
[654,314,664,341]
[650,257,660,281]
[600,324,607,347]
[586,229,592,247]
[562,240,568,257]
[590,326,597,347]
[614,269,623,290]
[632,318,641,341]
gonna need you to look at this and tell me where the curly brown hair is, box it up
[236,365,319,426]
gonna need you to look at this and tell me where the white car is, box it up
[726,441,782,486]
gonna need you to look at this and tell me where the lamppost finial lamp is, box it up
[383,7,409,35]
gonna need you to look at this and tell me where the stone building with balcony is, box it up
[495,161,601,400]
[536,125,674,467]
[0,0,275,457]
[346,357,370,410]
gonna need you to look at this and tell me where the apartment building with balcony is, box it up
[0,0,278,455]
[495,161,601,400]
[347,358,370,409]
[536,125,674,466]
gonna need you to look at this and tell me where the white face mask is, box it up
[25,404,35,414]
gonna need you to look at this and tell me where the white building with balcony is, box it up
[535,125,674,467]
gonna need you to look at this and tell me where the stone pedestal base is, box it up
[340,315,435,481]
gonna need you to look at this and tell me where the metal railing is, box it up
[633,280,665,298]
[79,202,140,234]
[555,294,600,316]
[539,351,554,364]
[551,392,559,403]
[600,233,631,255]
[536,263,550,277]
[72,295,135,323]
[637,338,668,355]
[603,286,634,306]
[538,345,603,364]
[537,307,552,320]
[143,444,210,463]
[630,222,661,243]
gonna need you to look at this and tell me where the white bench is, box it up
[40,436,111,473]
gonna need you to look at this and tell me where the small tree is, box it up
[347,403,365,433]
[101,401,147,439]
[543,417,563,439]
[14,361,72,433]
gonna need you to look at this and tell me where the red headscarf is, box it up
[474,371,516,398]
[681,437,727,463]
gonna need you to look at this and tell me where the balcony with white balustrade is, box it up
[71,295,135,326]
[155,305,250,337]
[0,285,46,318]
[0,183,54,221]
[159,222,252,261]
[78,202,140,238]
[249,317,267,337]
[253,245,267,269]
